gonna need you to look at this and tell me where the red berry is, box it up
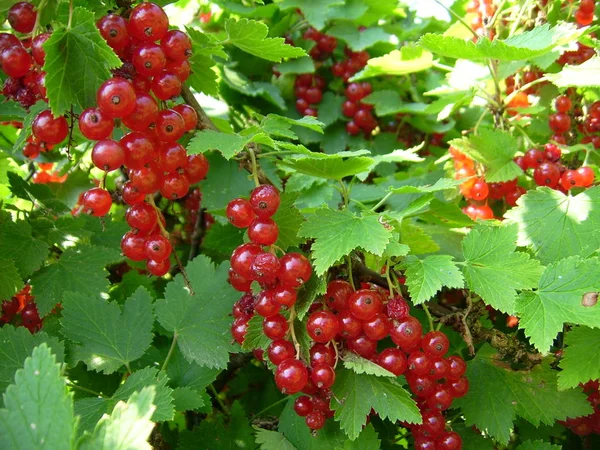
[576,166,595,187]
[555,95,572,113]
[275,359,308,394]
[278,253,312,288]
[544,143,561,162]
[160,172,190,199]
[31,33,51,66]
[362,313,391,341]
[436,431,462,450]
[147,258,171,276]
[377,347,408,376]
[422,331,450,358]
[345,83,365,102]
[307,310,340,343]
[347,289,383,321]
[414,436,436,450]
[294,396,313,417]
[152,71,182,100]
[311,363,336,389]
[0,33,21,52]
[346,121,360,135]
[254,290,281,317]
[390,316,423,350]
[155,108,185,142]
[229,269,251,293]
[127,2,169,43]
[429,357,450,380]
[549,112,571,134]
[420,410,446,437]
[448,376,469,398]
[133,43,167,77]
[97,14,129,51]
[408,350,432,376]
[580,0,596,14]
[159,142,188,173]
[21,303,41,332]
[230,243,262,280]
[92,139,125,172]
[305,410,326,430]
[122,181,145,205]
[79,108,114,140]
[161,30,192,62]
[268,339,296,365]
[426,384,454,410]
[120,131,154,169]
[185,154,209,184]
[338,309,362,339]
[173,104,198,132]
[505,186,526,206]
[310,343,337,367]
[32,110,68,145]
[407,374,435,397]
[122,92,159,131]
[165,58,191,82]
[446,356,466,380]
[83,188,112,217]
[263,314,289,340]
[271,286,297,308]
[130,163,164,194]
[470,178,489,200]
[121,231,147,261]
[247,218,279,246]
[249,185,280,218]
[533,162,561,188]
[560,170,578,191]
[347,334,377,358]
[325,279,353,311]
[226,198,256,228]
[305,87,323,104]
[342,100,359,117]
[145,235,172,261]
[523,149,546,169]
[96,78,136,118]
[250,252,280,284]
[8,2,36,33]
[231,315,249,344]
[386,295,410,319]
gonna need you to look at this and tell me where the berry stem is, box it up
[66,381,106,398]
[67,0,74,29]
[432,0,478,39]
[161,331,178,372]
[208,384,230,416]
[346,255,355,290]
[288,305,301,358]
[248,146,261,188]
[253,396,290,417]
[423,303,435,333]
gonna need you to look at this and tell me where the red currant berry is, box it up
[305,410,326,430]
[127,2,169,43]
[249,185,280,218]
[446,356,466,380]
[390,316,423,350]
[307,310,340,343]
[165,58,191,82]
[263,314,289,340]
[421,409,446,437]
[185,154,209,184]
[346,121,360,135]
[523,149,546,169]
[408,351,433,376]
[426,384,454,410]
[83,188,112,217]
[92,139,125,172]
[32,110,68,145]
[254,290,281,318]
[362,313,391,341]
[448,376,469,398]
[152,71,182,100]
[173,104,198,132]
[268,339,296,365]
[160,172,190,200]
[231,315,250,345]
[31,33,51,66]
[122,181,145,205]
[147,258,171,276]
[311,363,336,389]
[555,95,572,113]
[533,162,561,188]
[229,269,251,292]
[338,309,363,339]
[310,343,336,367]
[325,279,353,311]
[407,374,435,397]
[549,112,571,134]
[79,108,114,140]
[248,218,279,246]
[429,357,450,380]
[347,289,383,321]
[120,131,154,170]
[8,2,36,33]
[422,331,450,358]
[97,14,129,51]
[347,334,377,358]
[436,431,462,450]
[470,178,489,200]
[278,253,312,288]
[275,359,309,394]
[122,92,159,131]
[121,230,147,261]
[345,83,365,102]
[155,108,185,142]
[161,30,192,62]
[576,166,595,187]
[377,347,408,376]
[342,100,358,117]
[126,202,157,233]
[387,295,410,319]
[97,78,136,118]
[226,198,256,228]
[159,142,188,173]
[271,285,297,308]
[145,235,172,261]
[294,396,313,417]
[230,243,262,279]
[250,252,280,284]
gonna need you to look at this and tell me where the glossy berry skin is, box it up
[342,100,358,117]
[254,290,281,318]
[160,172,190,200]
[377,347,408,376]
[155,109,185,142]
[421,410,446,437]
[96,78,136,118]
[92,139,125,172]
[408,351,432,376]
[306,410,326,430]
[185,154,209,184]
[407,374,435,397]
[125,202,157,233]
[446,356,467,380]
[147,258,170,277]
[533,162,560,188]
[426,384,454,410]
[144,235,172,261]
[549,112,571,134]
[363,313,391,341]
[390,316,423,350]
[79,108,114,140]
[122,92,159,131]
[247,218,279,246]
[311,363,336,389]
[422,331,450,358]
[307,310,340,343]
[470,178,489,200]
[159,142,188,173]
[132,43,166,77]
[414,436,436,450]
[268,339,296,365]
[325,279,353,311]
[250,252,280,284]
[230,243,262,279]
[271,286,297,308]
[294,396,313,417]
[560,170,578,191]
[310,343,336,367]
[152,71,182,100]
[97,14,129,51]
[436,431,462,450]
[129,163,163,194]
[338,309,362,339]
[229,269,251,292]
[262,314,289,340]
[32,110,68,145]
[278,253,312,288]
[347,289,383,321]
[121,231,147,261]
[275,359,308,394]
[347,335,377,358]
[8,2,36,33]
[161,30,192,61]
[1,45,31,78]
[127,2,169,43]
[346,121,360,135]
[576,166,595,187]
[448,376,469,398]
[231,316,249,345]
[83,188,112,217]
[122,182,145,205]
[555,95,572,113]
[31,33,51,66]
[226,198,256,228]
[250,185,280,218]
[523,149,546,170]
[429,358,450,380]
[173,104,198,131]
[120,132,154,169]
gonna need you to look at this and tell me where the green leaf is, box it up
[278,0,344,30]
[449,128,522,182]
[187,129,253,160]
[454,344,592,444]
[400,222,440,255]
[254,427,296,450]
[419,23,585,62]
[462,224,542,314]
[155,256,238,369]
[404,255,464,305]
[558,326,600,390]
[225,18,306,62]
[278,150,374,180]
[516,440,561,450]
[43,7,121,115]
[77,386,156,450]
[274,56,315,75]
[363,90,429,116]
[331,368,420,440]
[327,24,391,51]
[187,54,219,97]
[351,47,433,81]
[317,92,344,127]
[222,67,286,110]
[0,258,23,300]
[389,178,464,194]
[299,209,392,276]
[295,273,327,320]
[172,387,207,412]
[242,314,272,352]
[342,353,395,377]
[31,245,121,317]
[516,257,600,352]
[165,347,220,392]
[0,219,49,278]
[10,102,46,155]
[0,344,75,450]
[272,191,304,251]
[545,56,600,88]
[0,326,64,395]
[504,186,600,265]
[61,287,154,374]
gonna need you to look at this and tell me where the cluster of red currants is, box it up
[294,74,325,117]
[466,0,496,40]
[574,0,596,26]
[0,285,42,333]
[0,2,48,110]
[561,380,600,436]
[341,81,375,136]
[302,27,338,61]
[70,2,207,276]
[31,162,67,184]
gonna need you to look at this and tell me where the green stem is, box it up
[248,147,261,187]
[347,255,355,290]
[161,332,178,372]
[423,304,435,333]
[509,0,533,36]
[253,397,290,417]
[209,384,230,415]
[67,382,106,398]
[370,192,393,212]
[67,0,74,29]
[433,0,478,38]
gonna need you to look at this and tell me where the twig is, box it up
[188,207,205,261]
[161,332,178,372]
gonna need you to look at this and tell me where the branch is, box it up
[181,85,274,185]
